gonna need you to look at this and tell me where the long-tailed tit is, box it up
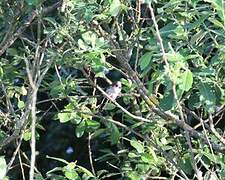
[106,81,122,100]
[98,81,122,109]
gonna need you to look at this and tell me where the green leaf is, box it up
[23,130,32,141]
[167,52,185,62]
[141,153,153,164]
[58,112,72,123]
[199,82,217,113]
[179,70,193,91]
[78,39,88,50]
[130,140,144,153]
[64,170,78,180]
[86,119,100,130]
[139,52,153,71]
[178,154,192,175]
[91,128,106,139]
[34,174,44,180]
[188,92,201,110]
[25,0,39,6]
[109,0,121,17]
[75,120,86,138]
[76,165,94,177]
[0,131,6,142]
[208,17,225,29]
[6,48,18,56]
[103,102,116,110]
[127,172,139,180]
[18,101,25,109]
[160,22,177,36]
[0,156,6,179]
[205,0,225,23]
[0,67,3,78]
[110,123,120,145]
[159,90,176,111]
[148,148,158,162]
[128,152,138,158]
[190,30,207,45]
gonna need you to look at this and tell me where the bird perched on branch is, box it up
[106,81,122,100]
[98,81,122,110]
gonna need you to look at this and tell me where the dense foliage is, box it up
[0,0,225,179]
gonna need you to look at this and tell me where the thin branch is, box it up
[29,88,37,180]
[91,17,225,153]
[0,0,62,56]
[88,133,95,176]
[0,82,16,118]
[5,135,23,176]
[18,149,26,180]
[209,113,225,145]
[82,69,152,123]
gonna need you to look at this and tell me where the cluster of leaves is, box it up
[0,0,225,179]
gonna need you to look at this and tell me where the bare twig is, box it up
[5,135,23,176]
[18,149,26,180]
[88,133,95,176]
[209,113,225,145]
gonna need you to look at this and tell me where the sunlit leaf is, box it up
[0,67,3,78]
[130,140,144,153]
[23,130,32,141]
[0,156,6,179]
[109,0,121,17]
[75,120,86,138]
[64,170,78,180]
[179,70,193,91]
[167,52,185,62]
[86,119,100,130]
[18,101,25,109]
[58,112,72,123]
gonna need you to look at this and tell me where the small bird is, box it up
[98,81,122,110]
[106,81,122,100]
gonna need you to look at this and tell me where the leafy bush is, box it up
[0,0,225,179]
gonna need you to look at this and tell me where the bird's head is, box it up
[112,81,122,89]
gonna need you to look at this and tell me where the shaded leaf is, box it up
[199,82,217,113]
[139,52,153,71]
[159,90,176,111]
[110,123,120,145]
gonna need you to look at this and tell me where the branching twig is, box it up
[0,0,62,56]
[91,12,225,153]
[4,135,23,176]
[82,69,152,123]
